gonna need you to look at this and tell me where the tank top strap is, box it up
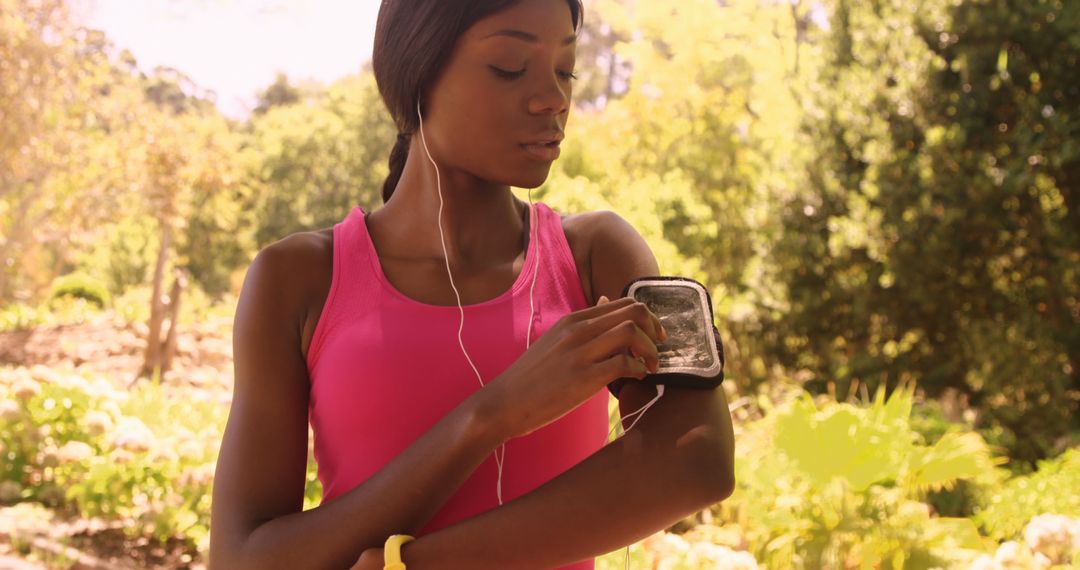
[532,202,590,311]
[305,205,376,373]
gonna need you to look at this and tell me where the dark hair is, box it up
[373,0,584,204]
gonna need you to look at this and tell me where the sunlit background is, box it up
[83,0,380,118]
[1,0,1078,568]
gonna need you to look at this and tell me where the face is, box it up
[421,0,576,189]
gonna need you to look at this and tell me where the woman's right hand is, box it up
[479,295,667,440]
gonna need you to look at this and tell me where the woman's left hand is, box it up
[349,547,383,570]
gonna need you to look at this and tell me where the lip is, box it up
[520,141,561,161]
[522,131,565,145]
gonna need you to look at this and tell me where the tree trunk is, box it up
[160,268,187,375]
[140,218,172,380]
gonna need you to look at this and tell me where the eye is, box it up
[490,66,525,80]
[489,66,578,82]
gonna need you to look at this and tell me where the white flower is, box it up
[1024,514,1077,564]
[110,417,154,453]
[968,554,1001,570]
[642,531,690,568]
[57,441,94,464]
[0,400,21,422]
[179,463,215,487]
[83,410,112,436]
[12,379,40,401]
[687,542,759,569]
[39,446,60,468]
[109,448,134,464]
[993,540,1042,569]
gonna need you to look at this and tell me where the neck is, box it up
[369,140,530,267]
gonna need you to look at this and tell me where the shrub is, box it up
[0,303,44,332]
[48,272,111,308]
[976,448,1080,542]
[718,381,1000,569]
[0,363,321,560]
[0,365,220,553]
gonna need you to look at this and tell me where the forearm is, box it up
[222,393,504,570]
[401,408,730,569]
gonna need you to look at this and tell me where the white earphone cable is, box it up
[415,100,660,518]
[418,101,543,505]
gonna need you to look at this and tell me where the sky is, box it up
[80,0,382,119]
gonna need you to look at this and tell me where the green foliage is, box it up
[0,365,221,552]
[0,297,103,332]
[3,0,1080,563]
[721,382,997,568]
[48,272,111,308]
[75,215,159,297]
[0,302,45,331]
[976,448,1080,541]
[0,362,322,557]
[771,0,1080,464]
[111,285,151,326]
[245,73,395,248]
[596,545,650,570]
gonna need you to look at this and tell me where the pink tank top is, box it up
[306,202,608,568]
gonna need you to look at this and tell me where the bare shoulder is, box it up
[242,228,334,358]
[571,210,659,303]
[250,229,333,299]
[558,210,602,306]
[557,209,655,306]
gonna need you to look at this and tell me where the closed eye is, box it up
[489,66,578,81]
[490,66,526,80]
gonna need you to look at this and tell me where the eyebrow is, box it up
[484,29,577,46]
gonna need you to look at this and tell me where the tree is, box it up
[543,0,815,387]
[253,72,301,116]
[772,0,1079,463]
[245,73,396,248]
[0,0,127,303]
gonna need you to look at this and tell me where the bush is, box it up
[0,363,323,560]
[718,381,1000,569]
[48,272,111,308]
[0,365,220,553]
[975,448,1080,542]
[0,303,44,332]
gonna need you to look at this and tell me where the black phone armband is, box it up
[606,276,725,398]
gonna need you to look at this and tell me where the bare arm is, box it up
[209,228,671,570]
[395,385,734,569]
[379,211,737,568]
[209,234,506,570]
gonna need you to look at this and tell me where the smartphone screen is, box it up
[632,284,717,373]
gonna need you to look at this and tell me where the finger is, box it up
[627,324,661,373]
[568,296,636,321]
[583,300,665,343]
[596,350,649,382]
[622,298,665,342]
[587,319,660,373]
[639,301,666,341]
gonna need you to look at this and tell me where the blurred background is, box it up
[1,0,1077,568]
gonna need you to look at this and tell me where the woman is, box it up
[209,0,735,568]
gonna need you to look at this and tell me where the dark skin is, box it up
[209,0,735,568]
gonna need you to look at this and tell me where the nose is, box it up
[527,72,570,116]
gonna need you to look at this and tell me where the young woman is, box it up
[209,0,735,568]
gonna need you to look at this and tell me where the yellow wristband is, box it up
[383,534,415,570]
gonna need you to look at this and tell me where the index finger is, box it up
[621,295,666,342]
[567,296,637,321]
